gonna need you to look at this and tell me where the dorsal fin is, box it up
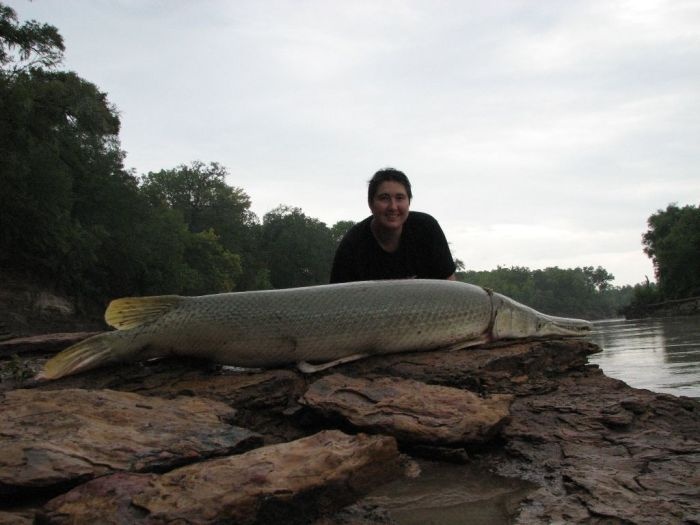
[105,295,182,330]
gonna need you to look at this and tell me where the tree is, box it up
[180,229,242,295]
[261,206,336,288]
[330,220,355,245]
[581,266,615,292]
[642,203,700,298]
[0,3,64,74]
[0,4,126,297]
[140,161,263,290]
[457,265,628,319]
[141,162,249,232]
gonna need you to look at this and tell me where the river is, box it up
[587,314,700,399]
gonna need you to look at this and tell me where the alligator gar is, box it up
[37,279,592,380]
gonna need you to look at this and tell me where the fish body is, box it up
[38,280,592,380]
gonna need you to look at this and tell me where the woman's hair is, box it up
[368,168,412,202]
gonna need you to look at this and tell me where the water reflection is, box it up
[365,460,535,525]
[587,314,700,398]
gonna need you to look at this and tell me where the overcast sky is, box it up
[9,0,700,286]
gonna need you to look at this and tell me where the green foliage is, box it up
[458,265,628,319]
[330,220,355,244]
[141,161,264,291]
[0,9,125,298]
[642,203,700,299]
[621,279,662,318]
[141,161,252,233]
[180,229,242,295]
[261,206,336,288]
[0,4,64,73]
[0,5,252,302]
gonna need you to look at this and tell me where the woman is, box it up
[330,168,456,283]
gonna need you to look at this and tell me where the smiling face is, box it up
[369,180,411,233]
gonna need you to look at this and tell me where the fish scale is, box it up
[37,280,592,380]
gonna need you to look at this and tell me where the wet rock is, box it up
[362,458,536,525]
[38,472,157,525]
[331,339,601,395]
[312,503,397,525]
[41,430,401,525]
[33,357,303,409]
[301,373,512,445]
[486,369,700,524]
[124,367,307,413]
[35,365,310,444]
[2,335,699,524]
[0,388,261,496]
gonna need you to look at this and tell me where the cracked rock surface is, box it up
[0,336,697,524]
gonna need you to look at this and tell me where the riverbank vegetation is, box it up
[455,266,634,320]
[621,203,700,317]
[1,4,695,323]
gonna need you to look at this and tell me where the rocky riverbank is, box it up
[1,334,698,524]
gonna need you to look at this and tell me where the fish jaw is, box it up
[490,293,592,340]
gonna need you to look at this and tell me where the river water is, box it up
[587,314,700,399]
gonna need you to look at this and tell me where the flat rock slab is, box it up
[36,366,307,411]
[33,366,312,444]
[332,339,601,395]
[121,369,307,411]
[301,373,513,444]
[0,388,262,496]
[492,369,700,524]
[41,430,401,525]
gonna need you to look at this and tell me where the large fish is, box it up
[37,280,592,380]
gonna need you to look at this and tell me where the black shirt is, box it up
[330,211,456,283]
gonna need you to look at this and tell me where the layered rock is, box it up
[497,371,700,524]
[0,388,261,496]
[40,431,400,525]
[0,335,697,524]
[300,373,512,444]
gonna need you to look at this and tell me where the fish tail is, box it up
[36,294,182,380]
[36,331,132,380]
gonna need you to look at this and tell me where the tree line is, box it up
[457,203,700,320]
[1,4,697,321]
[456,266,634,320]
[0,4,348,304]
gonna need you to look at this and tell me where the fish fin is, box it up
[441,338,489,352]
[105,295,182,330]
[36,332,120,380]
[297,353,369,373]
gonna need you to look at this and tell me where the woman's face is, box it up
[369,180,410,232]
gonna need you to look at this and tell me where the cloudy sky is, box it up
[9,0,700,286]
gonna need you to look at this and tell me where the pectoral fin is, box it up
[297,353,369,373]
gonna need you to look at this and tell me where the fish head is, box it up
[491,294,592,339]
